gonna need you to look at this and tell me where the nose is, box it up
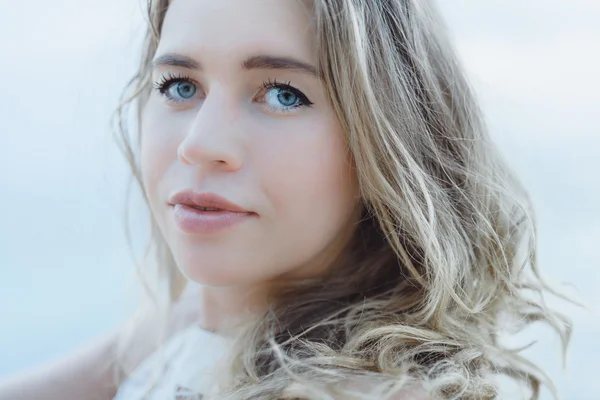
[177,91,244,172]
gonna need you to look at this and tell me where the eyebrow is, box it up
[152,53,318,77]
[152,53,201,70]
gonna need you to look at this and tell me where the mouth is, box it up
[187,206,227,212]
[168,190,254,214]
[169,199,256,235]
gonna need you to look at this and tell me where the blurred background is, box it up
[0,0,597,398]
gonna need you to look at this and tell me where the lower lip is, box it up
[170,204,254,234]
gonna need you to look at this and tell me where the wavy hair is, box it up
[112,0,572,398]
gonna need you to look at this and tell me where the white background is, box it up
[0,1,598,399]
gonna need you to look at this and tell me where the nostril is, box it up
[177,146,192,166]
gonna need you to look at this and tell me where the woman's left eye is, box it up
[257,80,313,113]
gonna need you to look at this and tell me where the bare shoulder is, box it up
[0,288,200,400]
[0,330,118,400]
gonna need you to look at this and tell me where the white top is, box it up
[113,325,231,400]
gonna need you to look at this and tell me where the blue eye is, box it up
[167,81,196,100]
[266,87,299,107]
[260,80,313,113]
[153,73,199,103]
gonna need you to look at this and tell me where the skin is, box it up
[141,0,360,332]
[0,1,362,398]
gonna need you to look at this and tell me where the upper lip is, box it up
[168,190,252,213]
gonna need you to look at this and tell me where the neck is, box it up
[182,282,268,335]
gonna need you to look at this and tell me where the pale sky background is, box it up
[0,1,598,399]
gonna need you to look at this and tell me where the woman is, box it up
[0,0,571,399]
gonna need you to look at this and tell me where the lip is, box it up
[168,190,251,212]
[168,190,256,234]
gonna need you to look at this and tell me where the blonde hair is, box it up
[112,0,572,398]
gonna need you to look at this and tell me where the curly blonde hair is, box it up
[112,0,572,398]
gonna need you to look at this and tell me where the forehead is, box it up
[157,0,316,64]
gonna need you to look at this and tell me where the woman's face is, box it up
[141,0,359,287]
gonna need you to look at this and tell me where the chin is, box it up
[177,258,256,288]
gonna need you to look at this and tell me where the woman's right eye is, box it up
[152,74,200,104]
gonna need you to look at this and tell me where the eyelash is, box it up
[152,72,195,101]
[260,78,313,110]
[151,73,313,111]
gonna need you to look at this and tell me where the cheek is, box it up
[290,118,354,202]
[258,113,358,241]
